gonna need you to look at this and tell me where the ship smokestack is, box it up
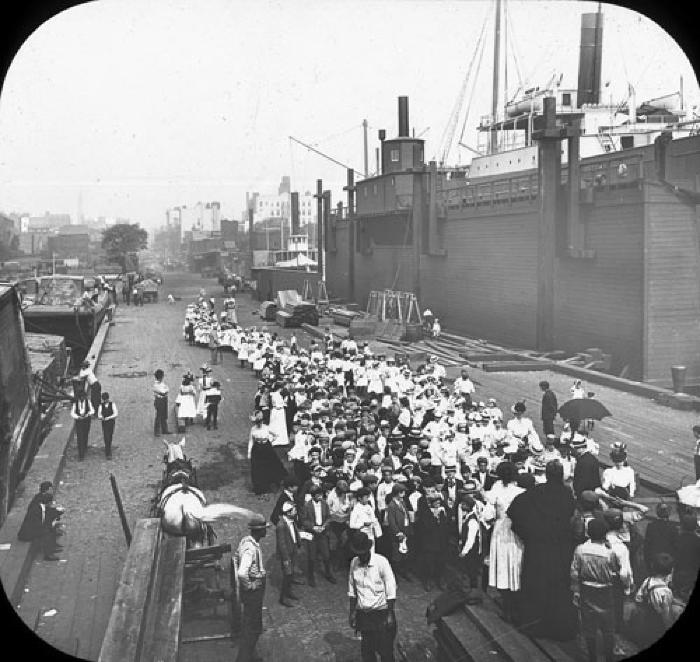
[576,11,604,107]
[398,96,409,137]
[291,192,300,235]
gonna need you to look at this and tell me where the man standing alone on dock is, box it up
[97,392,118,459]
[153,369,170,436]
[693,425,700,480]
[235,514,270,662]
[71,391,94,460]
[539,381,558,437]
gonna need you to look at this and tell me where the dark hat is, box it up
[571,434,588,450]
[587,518,608,540]
[309,484,323,495]
[609,442,627,461]
[248,514,271,530]
[391,483,407,496]
[580,490,599,506]
[348,531,373,555]
[603,508,623,528]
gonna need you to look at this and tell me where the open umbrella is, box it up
[558,398,612,421]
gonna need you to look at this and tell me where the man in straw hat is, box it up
[235,514,271,662]
[347,530,397,661]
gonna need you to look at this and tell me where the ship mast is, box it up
[490,0,502,154]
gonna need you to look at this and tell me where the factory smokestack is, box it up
[291,192,300,234]
[398,96,409,137]
[577,11,604,107]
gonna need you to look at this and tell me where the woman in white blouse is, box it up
[506,402,537,446]
[600,443,636,498]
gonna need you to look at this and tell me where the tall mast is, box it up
[490,0,502,154]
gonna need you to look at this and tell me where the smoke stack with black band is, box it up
[398,96,409,137]
[577,11,604,107]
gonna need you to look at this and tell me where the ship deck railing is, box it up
[441,152,645,210]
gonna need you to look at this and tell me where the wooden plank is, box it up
[184,543,231,563]
[482,361,553,372]
[462,603,552,662]
[98,518,161,662]
[461,352,525,361]
[438,611,503,662]
[141,535,186,662]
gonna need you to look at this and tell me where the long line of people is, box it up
[183,297,697,657]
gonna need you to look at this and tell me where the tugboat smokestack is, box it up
[398,96,409,137]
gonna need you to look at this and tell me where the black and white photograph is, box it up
[0,1,698,660]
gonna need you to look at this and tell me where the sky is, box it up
[0,0,698,231]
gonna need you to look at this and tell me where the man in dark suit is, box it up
[270,477,300,526]
[474,457,495,491]
[300,485,335,586]
[386,483,412,580]
[276,501,301,607]
[441,465,464,514]
[539,381,558,437]
[571,436,601,498]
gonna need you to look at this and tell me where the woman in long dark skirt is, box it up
[247,411,287,495]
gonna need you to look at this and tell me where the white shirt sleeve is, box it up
[380,556,397,601]
[461,518,480,555]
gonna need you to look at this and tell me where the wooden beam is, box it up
[98,518,161,662]
[141,535,186,662]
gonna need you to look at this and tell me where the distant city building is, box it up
[47,225,90,262]
[243,176,316,237]
[20,212,72,233]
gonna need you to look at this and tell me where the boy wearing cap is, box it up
[457,493,484,590]
[643,502,678,574]
[570,519,628,662]
[276,501,302,607]
[350,487,382,547]
[301,486,335,586]
[235,515,270,662]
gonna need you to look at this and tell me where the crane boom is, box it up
[289,136,366,178]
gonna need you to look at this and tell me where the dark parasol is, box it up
[558,398,612,421]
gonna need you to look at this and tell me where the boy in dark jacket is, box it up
[643,503,678,572]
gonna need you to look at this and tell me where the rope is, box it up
[505,0,524,92]
[438,10,489,164]
[458,27,488,148]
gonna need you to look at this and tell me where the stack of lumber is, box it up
[98,519,186,662]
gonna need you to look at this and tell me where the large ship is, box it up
[318,2,700,389]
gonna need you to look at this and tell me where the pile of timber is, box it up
[98,519,186,662]
[329,307,362,328]
[435,592,582,662]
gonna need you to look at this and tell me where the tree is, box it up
[101,223,148,270]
